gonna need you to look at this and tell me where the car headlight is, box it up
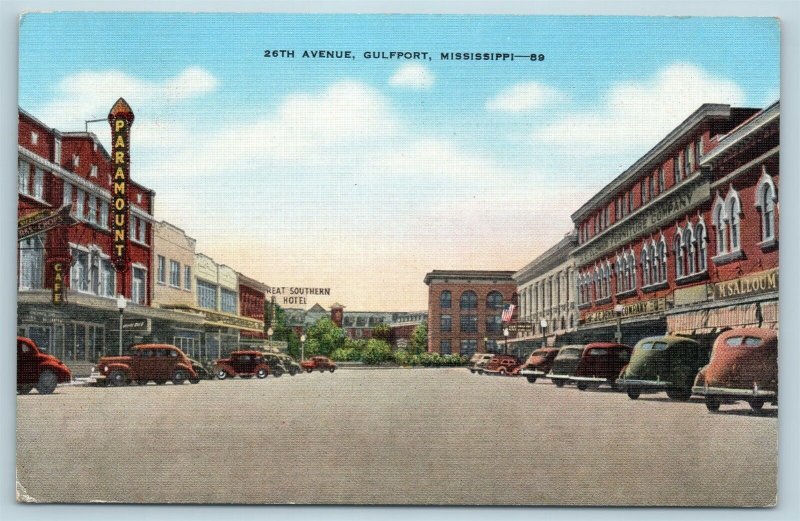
[91,366,96,372]
[102,365,109,373]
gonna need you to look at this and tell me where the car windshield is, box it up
[726,336,763,348]
[588,349,606,356]
[641,342,668,351]
[556,348,582,359]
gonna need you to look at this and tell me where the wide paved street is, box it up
[17,368,776,506]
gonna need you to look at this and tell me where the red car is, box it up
[215,351,272,379]
[693,328,778,412]
[17,336,72,394]
[569,342,632,391]
[519,348,560,383]
[94,344,199,386]
[300,356,337,373]
[482,355,521,376]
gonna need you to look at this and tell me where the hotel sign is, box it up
[711,268,778,300]
[583,297,668,325]
[108,98,134,272]
[574,178,709,266]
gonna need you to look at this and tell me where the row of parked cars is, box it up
[468,327,778,412]
[17,336,337,393]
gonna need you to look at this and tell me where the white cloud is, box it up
[532,63,745,156]
[389,63,434,89]
[486,82,566,112]
[36,67,218,131]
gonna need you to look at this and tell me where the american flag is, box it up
[501,303,515,323]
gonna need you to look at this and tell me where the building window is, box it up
[18,236,44,290]
[70,249,89,293]
[755,172,777,244]
[100,200,109,229]
[713,198,728,255]
[54,138,61,164]
[641,248,650,287]
[88,195,97,224]
[197,280,217,310]
[157,256,166,284]
[72,154,80,168]
[616,196,622,221]
[657,239,667,283]
[627,190,633,215]
[184,266,192,290]
[76,190,85,220]
[440,340,451,355]
[170,260,181,287]
[485,314,502,333]
[460,290,477,309]
[31,131,38,145]
[440,290,451,309]
[460,315,478,333]
[102,260,116,297]
[685,227,697,275]
[659,166,666,193]
[696,222,708,272]
[63,182,72,207]
[132,267,147,304]
[440,314,452,333]
[221,288,237,314]
[18,159,30,194]
[139,218,147,245]
[33,167,44,200]
[459,339,477,357]
[686,143,694,174]
[696,136,703,163]
[674,153,682,183]
[674,233,685,279]
[728,195,741,251]
[90,165,98,178]
[641,179,648,204]
[486,291,503,309]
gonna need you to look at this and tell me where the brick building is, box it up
[238,273,268,348]
[16,107,180,374]
[569,103,776,346]
[424,270,517,356]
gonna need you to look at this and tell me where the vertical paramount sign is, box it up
[108,98,134,272]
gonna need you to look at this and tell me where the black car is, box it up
[188,358,214,381]
[261,353,288,377]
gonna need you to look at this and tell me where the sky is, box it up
[18,13,779,311]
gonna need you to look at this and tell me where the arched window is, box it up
[728,194,741,251]
[628,251,637,290]
[615,256,623,293]
[486,291,503,309]
[674,232,684,279]
[755,171,777,243]
[657,239,667,283]
[440,290,451,309]
[605,263,612,298]
[713,197,728,255]
[641,248,650,287]
[561,317,566,330]
[648,243,657,284]
[460,290,477,309]
[593,267,600,301]
[685,226,696,275]
[696,222,707,272]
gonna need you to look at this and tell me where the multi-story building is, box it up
[17,107,176,374]
[238,273,268,348]
[569,103,772,346]
[389,312,427,350]
[424,270,517,356]
[510,232,578,356]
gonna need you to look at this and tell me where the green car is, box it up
[616,336,710,401]
[275,353,302,376]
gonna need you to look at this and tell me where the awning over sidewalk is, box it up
[666,309,709,335]
[707,303,759,329]
[759,300,779,330]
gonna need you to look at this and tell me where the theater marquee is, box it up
[108,98,134,272]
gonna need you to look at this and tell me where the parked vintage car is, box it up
[546,345,586,387]
[93,344,198,386]
[274,353,302,376]
[692,328,778,411]
[468,353,495,375]
[569,342,632,391]
[260,352,288,377]
[617,336,709,401]
[482,354,521,376]
[519,348,560,383]
[188,358,214,381]
[17,336,72,395]
[214,351,272,379]
[300,356,337,373]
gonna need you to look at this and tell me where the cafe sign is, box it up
[108,98,134,272]
[574,178,709,266]
[51,262,65,305]
[711,268,778,300]
[583,297,668,325]
[18,204,77,241]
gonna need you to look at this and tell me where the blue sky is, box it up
[18,13,779,310]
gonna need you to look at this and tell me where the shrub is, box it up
[361,339,393,365]
[330,347,360,362]
[393,349,410,366]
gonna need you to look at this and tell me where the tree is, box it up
[371,323,392,343]
[361,339,392,365]
[408,321,428,355]
[265,302,301,358]
[307,317,346,356]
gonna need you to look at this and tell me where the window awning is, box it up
[706,303,759,329]
[666,309,708,335]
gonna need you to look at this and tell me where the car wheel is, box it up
[750,399,764,411]
[554,380,565,388]
[273,370,283,378]
[498,368,506,376]
[171,370,188,385]
[674,388,692,401]
[526,376,536,383]
[290,368,297,376]
[136,379,148,386]
[189,378,200,384]
[305,368,312,373]
[216,370,228,380]
[705,397,721,411]
[36,370,59,395]
[108,370,127,387]
[329,367,335,373]
[577,382,588,391]
[627,388,640,400]
[18,385,33,395]
[256,368,268,379]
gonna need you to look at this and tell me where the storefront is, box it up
[161,304,264,360]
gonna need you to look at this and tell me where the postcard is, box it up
[16,12,779,506]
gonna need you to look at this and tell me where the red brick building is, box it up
[424,270,517,356]
[569,103,778,346]
[17,107,170,372]
[237,273,267,347]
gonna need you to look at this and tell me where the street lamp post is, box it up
[267,327,274,347]
[484,336,489,354]
[300,334,306,361]
[540,318,548,349]
[614,304,624,343]
[503,328,509,355]
[116,295,127,356]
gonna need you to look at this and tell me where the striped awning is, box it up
[706,303,759,329]
[666,309,709,335]
[760,300,779,329]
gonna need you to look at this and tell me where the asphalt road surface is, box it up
[17,368,777,506]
